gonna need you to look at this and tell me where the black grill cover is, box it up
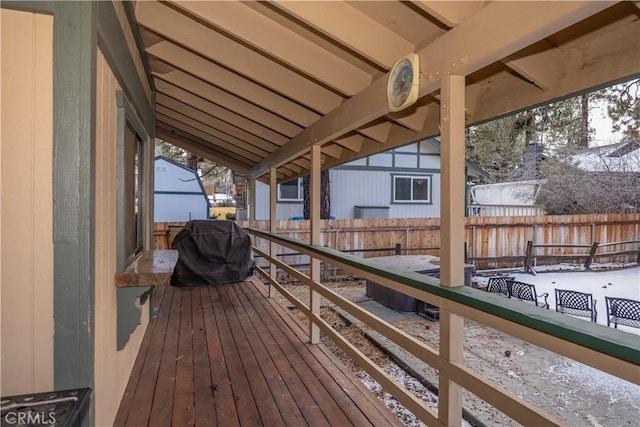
[171,220,254,286]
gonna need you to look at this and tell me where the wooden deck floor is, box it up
[114,278,402,427]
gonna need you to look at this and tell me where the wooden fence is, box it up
[155,214,640,271]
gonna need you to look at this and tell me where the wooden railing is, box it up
[245,228,639,426]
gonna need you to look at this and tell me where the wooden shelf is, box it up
[115,250,178,288]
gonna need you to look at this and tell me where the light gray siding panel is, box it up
[420,154,440,168]
[154,194,208,222]
[369,153,393,167]
[254,180,270,220]
[330,169,391,218]
[420,140,439,153]
[154,158,204,193]
[395,153,418,168]
[331,169,441,219]
[397,142,418,152]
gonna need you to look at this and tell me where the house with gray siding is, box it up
[154,156,210,222]
[249,138,488,220]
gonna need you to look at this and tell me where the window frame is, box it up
[277,177,304,203]
[391,174,433,204]
[116,90,150,270]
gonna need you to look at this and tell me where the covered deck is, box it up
[114,279,401,427]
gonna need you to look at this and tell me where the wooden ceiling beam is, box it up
[155,129,252,175]
[411,1,485,27]
[249,1,610,178]
[322,144,343,160]
[136,1,342,112]
[357,120,393,143]
[154,73,301,137]
[333,134,364,152]
[147,40,320,127]
[503,41,559,91]
[272,0,413,69]
[155,80,289,145]
[169,0,371,96]
[157,123,298,177]
[157,95,281,152]
[157,113,265,163]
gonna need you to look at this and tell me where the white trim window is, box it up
[278,177,303,202]
[392,175,431,203]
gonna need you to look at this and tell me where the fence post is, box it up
[584,242,599,269]
[524,240,533,273]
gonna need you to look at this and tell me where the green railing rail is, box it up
[247,227,639,369]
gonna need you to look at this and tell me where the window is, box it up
[392,175,431,203]
[124,121,144,264]
[278,178,303,202]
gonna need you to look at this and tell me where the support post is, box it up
[309,145,321,344]
[438,73,465,426]
[269,168,277,297]
[248,177,256,229]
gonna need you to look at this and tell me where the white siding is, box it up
[154,158,205,193]
[154,194,209,221]
[331,169,441,219]
[154,158,208,221]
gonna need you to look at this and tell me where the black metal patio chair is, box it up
[506,280,549,309]
[605,296,640,329]
[555,289,597,322]
[484,276,514,297]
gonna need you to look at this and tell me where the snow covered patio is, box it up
[476,265,640,334]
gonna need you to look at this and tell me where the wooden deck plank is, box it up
[199,286,239,426]
[191,288,217,426]
[216,285,286,426]
[207,286,262,425]
[248,280,403,427]
[233,284,334,427]
[116,280,402,427]
[224,284,310,426]
[240,282,369,426]
[148,288,183,427]
[172,288,195,426]
[115,284,175,427]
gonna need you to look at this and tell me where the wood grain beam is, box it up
[147,40,320,126]
[157,95,281,152]
[136,1,342,112]
[169,1,371,95]
[154,73,301,137]
[272,0,413,69]
[250,1,610,177]
[156,129,252,175]
[503,41,558,91]
[154,80,289,146]
[411,1,485,27]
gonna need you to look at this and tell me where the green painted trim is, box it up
[247,229,640,365]
[335,165,440,173]
[155,191,209,196]
[96,1,154,135]
[53,0,96,407]
[1,1,53,14]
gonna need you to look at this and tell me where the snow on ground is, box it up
[475,263,640,334]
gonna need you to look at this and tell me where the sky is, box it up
[591,105,625,146]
